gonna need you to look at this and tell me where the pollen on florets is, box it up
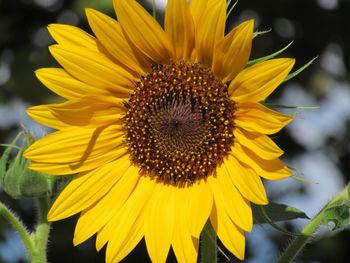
[124,61,235,184]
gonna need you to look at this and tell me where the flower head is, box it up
[24,0,295,262]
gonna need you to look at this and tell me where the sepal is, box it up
[0,132,55,199]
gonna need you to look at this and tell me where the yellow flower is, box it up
[24,0,295,262]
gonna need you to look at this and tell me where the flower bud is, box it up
[0,132,55,199]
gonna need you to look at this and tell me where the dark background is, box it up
[1,0,350,262]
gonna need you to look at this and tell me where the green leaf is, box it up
[319,186,350,231]
[200,220,230,262]
[0,144,21,150]
[226,0,239,19]
[284,56,318,82]
[0,132,23,189]
[217,246,230,261]
[253,29,272,38]
[288,166,318,185]
[247,41,293,67]
[253,202,309,224]
[291,175,318,185]
[262,103,320,110]
[200,220,217,263]
[320,202,350,230]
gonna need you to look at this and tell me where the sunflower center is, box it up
[124,61,235,183]
[149,99,207,154]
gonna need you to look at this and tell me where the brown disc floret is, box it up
[124,61,235,183]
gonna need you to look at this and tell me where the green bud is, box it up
[0,131,55,199]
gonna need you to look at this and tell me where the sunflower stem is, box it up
[0,202,36,261]
[201,220,217,263]
[31,196,51,263]
[277,215,322,263]
[277,186,350,263]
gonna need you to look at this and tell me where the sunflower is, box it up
[24,0,295,262]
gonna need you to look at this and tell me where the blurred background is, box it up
[1,0,350,262]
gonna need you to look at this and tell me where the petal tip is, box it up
[261,198,269,205]
[282,58,296,69]
[26,105,36,114]
[47,206,65,222]
[22,149,30,158]
[245,19,255,28]
[85,7,97,17]
[47,211,56,222]
[73,235,83,247]
[46,23,55,30]
[48,44,59,52]
[47,23,64,37]
[34,68,43,76]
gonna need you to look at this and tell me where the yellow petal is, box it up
[213,20,254,82]
[195,0,226,66]
[217,170,253,231]
[208,173,252,232]
[107,214,143,263]
[24,125,123,163]
[145,183,176,263]
[24,125,126,175]
[234,128,284,160]
[47,96,125,127]
[230,143,291,180]
[47,155,131,221]
[229,58,295,101]
[113,0,173,63]
[165,0,195,60]
[73,165,140,246]
[85,8,145,75]
[223,155,268,205]
[187,180,213,238]
[47,24,98,51]
[190,0,207,28]
[28,147,126,175]
[235,102,292,135]
[35,68,111,100]
[49,45,133,97]
[173,235,199,263]
[210,203,245,260]
[27,105,69,130]
[98,176,155,261]
[172,187,199,263]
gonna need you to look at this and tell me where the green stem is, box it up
[277,187,349,263]
[0,202,35,260]
[201,220,217,263]
[277,213,322,263]
[32,197,51,263]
